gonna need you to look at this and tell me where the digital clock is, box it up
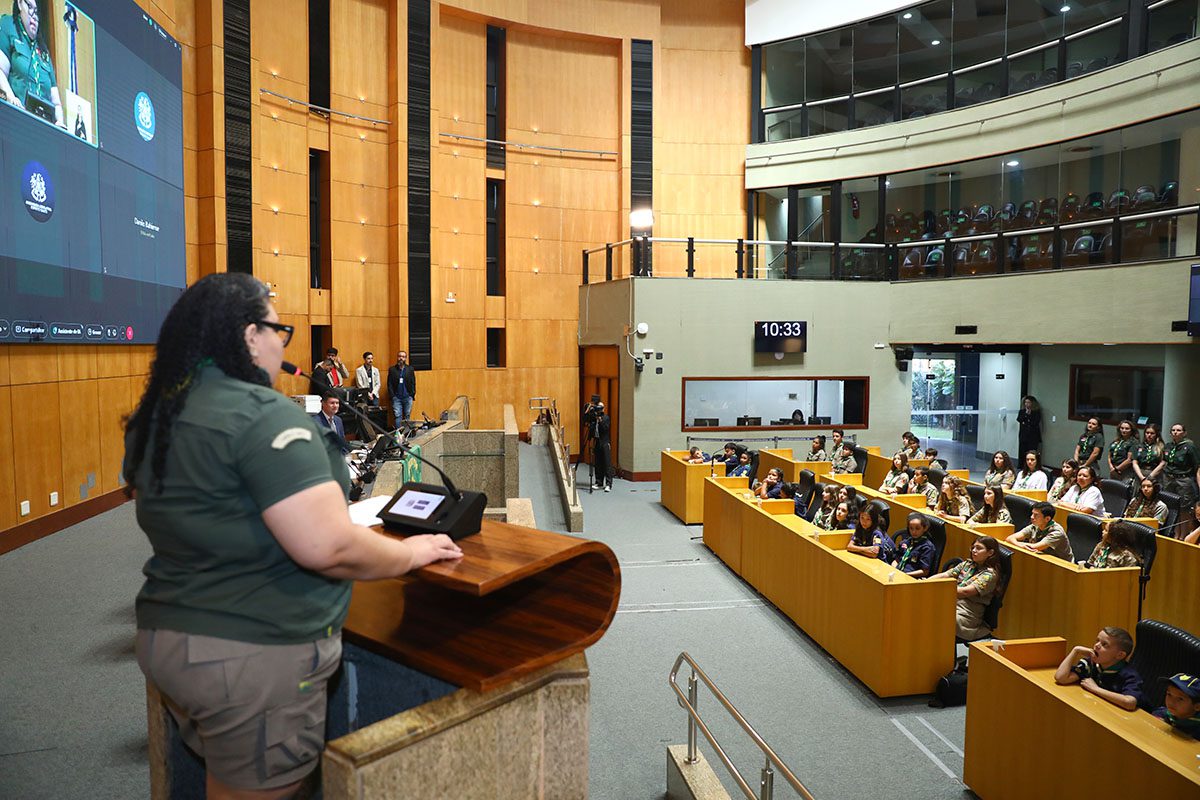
[754,320,807,353]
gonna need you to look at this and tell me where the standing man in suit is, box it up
[388,350,416,425]
[311,347,349,395]
[355,351,381,406]
[312,392,351,454]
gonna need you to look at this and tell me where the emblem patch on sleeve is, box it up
[271,427,314,449]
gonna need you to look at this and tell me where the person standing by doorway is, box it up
[1017,395,1042,457]
[388,350,416,425]
[589,401,614,492]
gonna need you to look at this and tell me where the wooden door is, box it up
[580,346,620,472]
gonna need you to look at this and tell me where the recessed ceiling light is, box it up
[1006,160,1020,167]
[902,12,913,19]
[1060,5,1071,12]
[931,39,941,46]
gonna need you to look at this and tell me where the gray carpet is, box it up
[0,445,976,799]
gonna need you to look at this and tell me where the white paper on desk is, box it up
[348,495,391,527]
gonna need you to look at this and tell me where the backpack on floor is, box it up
[929,656,969,708]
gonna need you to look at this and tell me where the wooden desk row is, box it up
[965,638,1200,798]
[833,479,1140,651]
[703,476,955,697]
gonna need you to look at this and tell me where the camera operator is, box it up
[583,397,613,492]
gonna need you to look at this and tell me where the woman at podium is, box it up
[122,274,462,799]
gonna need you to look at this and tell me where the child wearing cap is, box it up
[1154,673,1200,740]
[1053,626,1143,711]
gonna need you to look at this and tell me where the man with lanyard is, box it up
[1163,423,1200,507]
[387,350,416,424]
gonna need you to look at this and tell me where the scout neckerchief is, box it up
[17,19,42,95]
[897,536,924,572]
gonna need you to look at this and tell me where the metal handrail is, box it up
[439,131,618,157]
[258,88,389,125]
[669,652,815,800]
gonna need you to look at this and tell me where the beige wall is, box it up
[746,40,1200,191]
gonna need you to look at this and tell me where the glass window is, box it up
[854,16,898,91]
[900,76,948,119]
[1065,18,1123,76]
[806,28,853,101]
[1147,0,1199,53]
[954,61,1005,107]
[763,37,805,108]
[1069,365,1163,425]
[1009,0,1068,51]
[899,1,952,83]
[682,377,870,430]
[1009,42,1060,92]
[854,88,895,128]
[808,99,849,136]
[764,107,804,142]
[999,147,1061,232]
[754,187,789,278]
[953,0,1008,69]
[841,177,884,278]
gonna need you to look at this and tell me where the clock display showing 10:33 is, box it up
[754,320,807,353]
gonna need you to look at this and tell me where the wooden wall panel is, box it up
[58,380,103,509]
[0,387,15,529]
[11,384,64,520]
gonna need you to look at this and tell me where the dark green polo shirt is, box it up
[1108,437,1136,468]
[125,366,352,645]
[1165,439,1200,479]
[0,15,57,105]
[1077,431,1104,464]
[1134,443,1163,472]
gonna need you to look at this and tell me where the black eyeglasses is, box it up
[256,320,294,346]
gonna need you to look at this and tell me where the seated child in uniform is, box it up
[686,446,709,464]
[779,482,807,517]
[1154,673,1200,740]
[753,467,784,499]
[892,512,937,578]
[810,486,836,527]
[720,443,739,475]
[845,504,896,562]
[729,450,752,478]
[1053,626,1143,711]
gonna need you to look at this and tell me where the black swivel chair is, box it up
[796,469,817,509]
[869,498,891,533]
[923,514,948,574]
[851,446,869,475]
[1124,521,1158,619]
[966,484,986,513]
[1099,478,1132,517]
[807,482,830,522]
[1065,513,1104,563]
[927,467,947,491]
[1128,619,1200,712]
[945,545,1013,644]
[1159,490,1182,535]
[747,450,761,484]
[1005,493,1034,532]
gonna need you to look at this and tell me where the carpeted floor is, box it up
[0,443,975,799]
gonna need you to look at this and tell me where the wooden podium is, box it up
[343,520,622,691]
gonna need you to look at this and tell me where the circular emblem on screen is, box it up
[134,92,156,141]
[22,161,54,222]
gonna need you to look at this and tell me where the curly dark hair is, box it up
[123,273,273,494]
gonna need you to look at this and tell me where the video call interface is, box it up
[0,0,184,345]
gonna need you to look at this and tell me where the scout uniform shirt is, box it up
[1134,443,1163,476]
[881,469,909,492]
[831,449,856,474]
[851,528,897,562]
[1014,519,1074,561]
[1076,430,1105,465]
[125,365,352,645]
[1084,542,1140,569]
[808,448,828,461]
[983,468,1015,488]
[1124,498,1168,524]
[0,15,58,106]
[1164,437,1200,480]
[1108,437,1137,477]
[1080,659,1143,705]
[913,480,939,507]
[895,533,936,576]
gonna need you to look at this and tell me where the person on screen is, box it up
[1124,478,1168,524]
[123,274,462,798]
[1054,626,1142,711]
[1013,450,1048,491]
[807,435,827,461]
[0,0,65,128]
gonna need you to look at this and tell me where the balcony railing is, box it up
[580,205,1198,283]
